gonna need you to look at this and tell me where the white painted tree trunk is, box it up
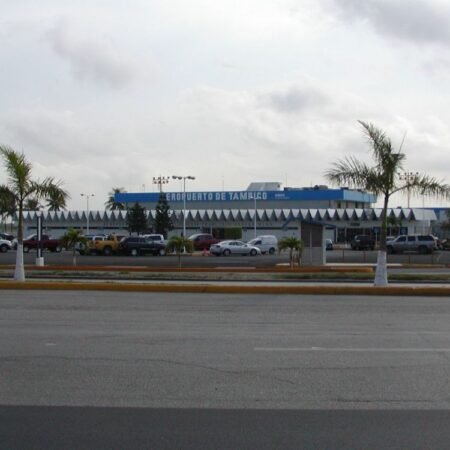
[374,250,388,287]
[14,244,26,282]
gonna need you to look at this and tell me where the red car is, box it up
[188,233,220,250]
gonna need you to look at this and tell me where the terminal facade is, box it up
[19,183,442,245]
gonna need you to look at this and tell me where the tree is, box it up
[153,193,173,237]
[165,236,194,267]
[24,197,42,211]
[46,185,69,211]
[278,236,304,268]
[326,121,450,286]
[105,187,127,210]
[0,186,16,231]
[0,146,69,281]
[59,228,87,266]
[126,202,148,235]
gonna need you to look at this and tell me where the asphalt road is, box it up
[1,291,450,448]
[1,248,449,267]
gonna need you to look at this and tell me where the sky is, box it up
[1,0,449,210]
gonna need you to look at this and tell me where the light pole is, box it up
[254,195,257,238]
[152,176,170,193]
[81,193,94,235]
[172,175,195,237]
[399,172,419,208]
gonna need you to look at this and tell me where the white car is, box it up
[210,240,262,256]
[0,239,13,253]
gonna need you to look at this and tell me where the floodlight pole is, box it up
[172,175,195,237]
[81,193,94,234]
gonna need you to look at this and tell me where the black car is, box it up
[350,235,375,251]
[119,236,166,256]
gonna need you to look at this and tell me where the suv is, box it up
[350,235,375,251]
[188,233,220,250]
[387,235,437,254]
[119,236,166,256]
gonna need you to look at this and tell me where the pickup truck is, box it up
[88,234,125,255]
[21,234,62,253]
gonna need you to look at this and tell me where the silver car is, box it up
[210,240,262,256]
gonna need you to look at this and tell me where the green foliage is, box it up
[126,202,148,234]
[166,236,194,267]
[60,228,87,266]
[153,193,173,237]
[105,187,127,210]
[325,121,450,252]
[0,145,69,281]
[223,227,242,239]
[278,236,304,268]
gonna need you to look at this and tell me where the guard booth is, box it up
[299,222,326,265]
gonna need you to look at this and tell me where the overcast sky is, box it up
[1,0,449,210]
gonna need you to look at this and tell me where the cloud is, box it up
[45,21,135,88]
[258,86,329,114]
[327,0,450,46]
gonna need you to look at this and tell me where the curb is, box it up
[0,281,449,296]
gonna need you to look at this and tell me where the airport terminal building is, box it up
[20,183,440,246]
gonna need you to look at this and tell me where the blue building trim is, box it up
[116,189,376,204]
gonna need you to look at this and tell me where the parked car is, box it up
[0,232,14,243]
[188,233,220,250]
[119,236,166,256]
[20,234,62,253]
[75,235,107,255]
[0,238,12,253]
[325,239,333,251]
[350,235,375,251]
[387,235,437,254]
[247,235,278,254]
[142,234,167,245]
[210,240,261,256]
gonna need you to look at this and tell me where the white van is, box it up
[247,235,278,254]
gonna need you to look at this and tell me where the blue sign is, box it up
[116,189,376,204]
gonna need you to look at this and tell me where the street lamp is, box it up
[81,193,94,234]
[399,172,419,208]
[172,175,195,237]
[152,176,170,193]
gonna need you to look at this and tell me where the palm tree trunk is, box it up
[374,194,389,287]
[72,249,77,266]
[14,244,25,281]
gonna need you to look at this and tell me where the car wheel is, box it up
[268,247,275,255]
[387,246,394,254]
[0,244,8,253]
[223,249,231,256]
[103,246,113,256]
[78,250,85,256]
[23,246,30,253]
[250,249,257,256]
[131,248,138,256]
[55,246,62,253]
[159,248,165,256]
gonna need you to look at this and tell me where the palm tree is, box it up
[0,186,16,231]
[24,197,42,211]
[46,185,69,211]
[278,236,304,268]
[0,145,69,281]
[105,187,127,210]
[165,236,194,267]
[59,228,87,266]
[326,121,450,286]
